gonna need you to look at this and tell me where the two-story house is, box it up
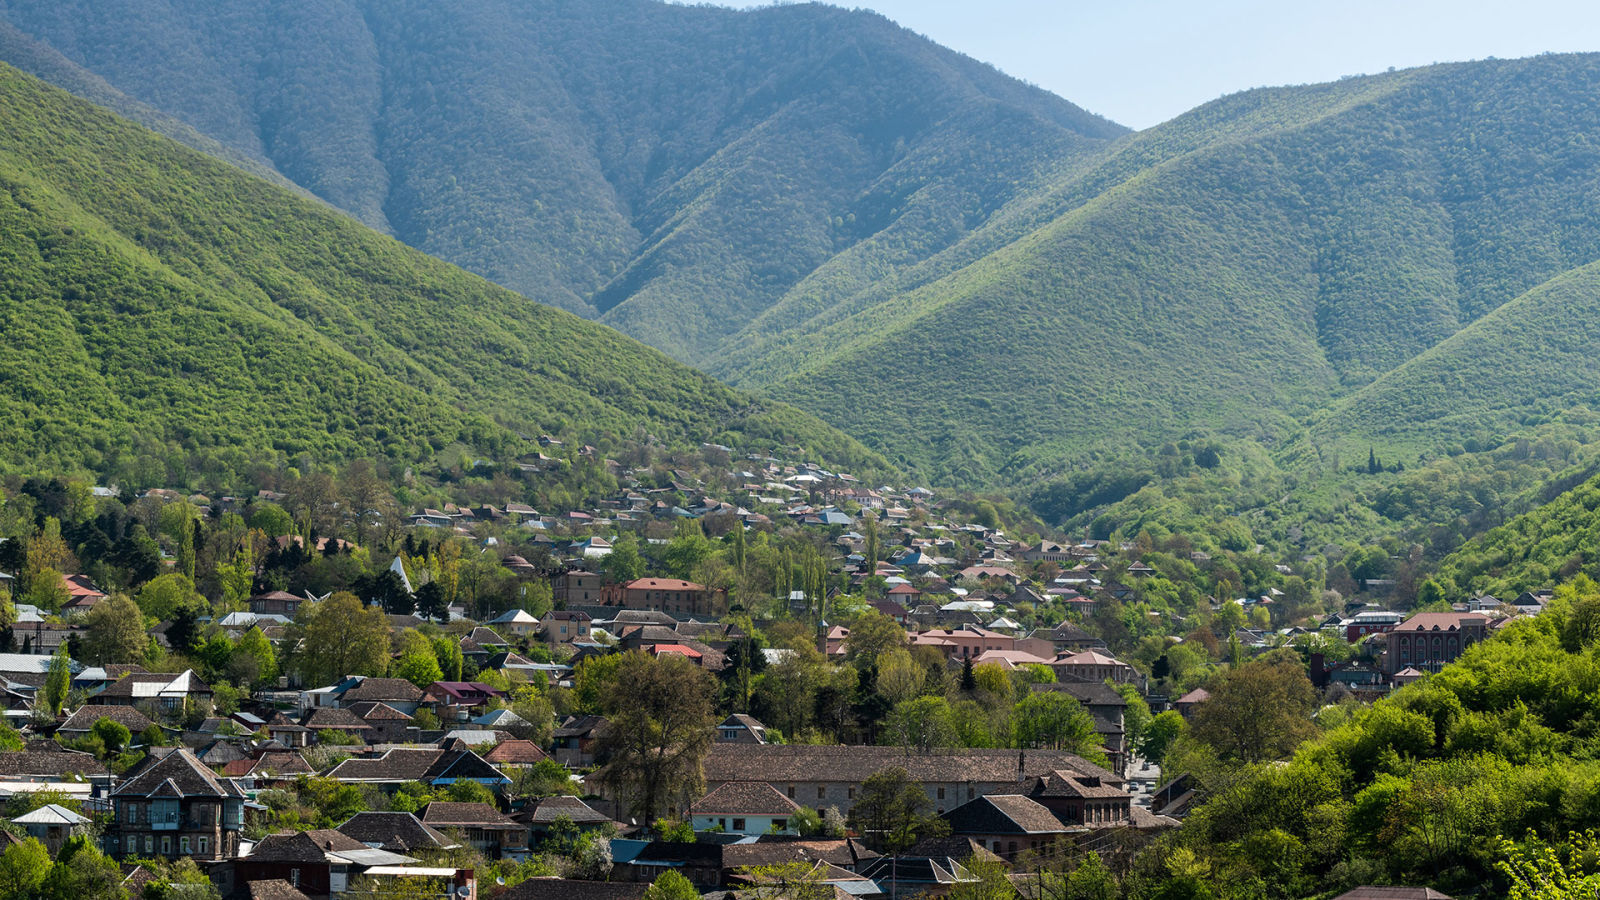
[106,748,247,861]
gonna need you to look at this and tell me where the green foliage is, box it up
[0,836,49,900]
[644,870,700,900]
[0,63,885,484]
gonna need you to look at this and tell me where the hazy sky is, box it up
[712,0,1600,129]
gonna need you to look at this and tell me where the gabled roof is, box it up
[337,811,458,853]
[624,578,707,592]
[523,795,610,826]
[247,881,313,900]
[339,678,426,703]
[58,704,154,733]
[324,747,509,785]
[942,795,1068,835]
[0,741,108,778]
[10,803,90,826]
[347,701,414,723]
[690,781,802,816]
[248,829,417,866]
[112,749,247,799]
[420,801,519,828]
[484,739,549,765]
[302,707,373,731]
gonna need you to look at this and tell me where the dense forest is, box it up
[0,0,1123,364]
[0,62,886,486]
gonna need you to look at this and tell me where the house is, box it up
[250,591,305,618]
[1344,609,1404,642]
[1031,681,1130,775]
[345,702,416,743]
[1024,768,1134,828]
[608,578,727,617]
[11,803,92,854]
[523,796,613,840]
[553,570,604,605]
[940,794,1077,860]
[217,829,424,898]
[106,748,249,861]
[335,811,458,855]
[336,677,425,715]
[1174,688,1210,719]
[0,740,108,784]
[912,627,1015,660]
[700,745,1124,817]
[1050,650,1138,685]
[60,574,108,612]
[1381,613,1490,675]
[483,739,549,769]
[95,670,212,711]
[57,704,154,738]
[689,782,800,836]
[425,682,508,722]
[487,609,542,638]
[301,707,374,741]
[715,714,768,744]
[1332,890,1454,900]
[324,746,510,793]
[542,610,592,643]
[553,715,607,767]
[1025,622,1107,656]
[421,801,529,860]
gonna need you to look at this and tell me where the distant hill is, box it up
[726,54,1600,484]
[0,0,1125,365]
[0,63,885,482]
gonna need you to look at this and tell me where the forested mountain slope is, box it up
[0,63,884,483]
[0,0,1125,364]
[736,54,1600,483]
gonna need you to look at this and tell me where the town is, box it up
[0,447,1540,900]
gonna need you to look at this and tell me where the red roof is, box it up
[625,578,707,592]
[648,644,703,659]
[1394,613,1487,632]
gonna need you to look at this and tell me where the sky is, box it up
[712,0,1600,129]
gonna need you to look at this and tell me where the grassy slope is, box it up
[0,63,886,479]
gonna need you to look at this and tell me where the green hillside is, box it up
[726,54,1600,487]
[0,0,1124,364]
[0,62,885,483]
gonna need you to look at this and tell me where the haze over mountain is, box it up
[10,0,1600,525]
[0,62,884,482]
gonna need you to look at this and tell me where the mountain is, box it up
[725,54,1600,483]
[12,4,1600,537]
[0,62,885,482]
[0,0,1125,366]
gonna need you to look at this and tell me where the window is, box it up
[724,731,739,741]
[161,836,171,856]
[786,786,795,799]
[144,836,153,855]
[847,788,855,800]
[290,869,300,887]
[773,819,786,831]
[180,836,191,855]
[936,787,945,799]
[816,787,825,800]
[731,818,745,832]
[967,787,975,799]
[198,837,209,856]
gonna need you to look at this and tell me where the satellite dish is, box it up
[458,887,474,897]
[496,877,506,885]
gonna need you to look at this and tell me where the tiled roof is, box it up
[58,704,154,733]
[303,707,373,730]
[324,747,508,785]
[347,701,414,722]
[1025,769,1128,800]
[0,741,107,778]
[251,751,314,776]
[484,739,549,765]
[690,781,800,816]
[705,746,1122,787]
[943,795,1070,835]
[337,811,457,852]
[719,839,877,869]
[249,829,370,862]
[340,678,425,703]
[523,796,610,825]
[1393,613,1487,633]
[247,880,313,900]
[420,801,519,828]
[113,748,247,798]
